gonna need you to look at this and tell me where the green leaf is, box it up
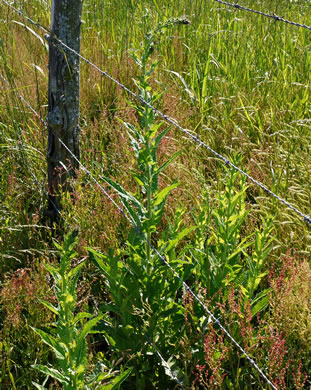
[131,170,147,188]
[102,176,146,223]
[227,238,252,262]
[153,125,171,151]
[31,365,69,385]
[39,299,58,316]
[152,0,161,15]
[32,383,47,390]
[148,121,163,140]
[72,312,93,325]
[43,263,59,279]
[78,314,104,344]
[153,182,180,207]
[88,249,109,277]
[164,226,195,253]
[251,288,271,316]
[97,368,133,390]
[67,260,85,279]
[30,327,65,360]
[154,151,180,177]
[160,357,181,383]
[52,239,63,252]
[9,371,16,390]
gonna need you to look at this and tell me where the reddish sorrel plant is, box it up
[0,263,54,389]
[268,253,310,388]
[186,284,297,389]
[292,360,308,390]
[192,324,230,389]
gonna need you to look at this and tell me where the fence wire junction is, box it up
[214,0,311,31]
[0,12,281,390]
[2,0,311,388]
[3,74,278,390]
[2,0,310,226]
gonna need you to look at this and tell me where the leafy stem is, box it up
[31,233,131,389]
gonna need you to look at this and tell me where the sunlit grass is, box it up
[0,0,310,387]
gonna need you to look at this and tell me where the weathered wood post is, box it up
[46,0,83,222]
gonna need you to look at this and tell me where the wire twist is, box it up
[0,72,184,389]
[214,0,311,31]
[2,0,310,223]
[5,72,278,389]
[3,1,311,388]
[44,36,311,225]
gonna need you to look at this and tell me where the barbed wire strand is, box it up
[7,74,278,389]
[0,2,306,384]
[142,331,184,389]
[214,0,311,31]
[2,0,310,226]
[1,0,50,32]
[1,2,308,387]
[51,45,311,225]
[0,73,71,229]
[3,0,311,33]
[1,74,185,390]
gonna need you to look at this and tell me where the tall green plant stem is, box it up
[143,96,153,269]
[146,134,152,271]
[30,233,133,389]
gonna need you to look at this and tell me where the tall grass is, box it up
[0,0,310,388]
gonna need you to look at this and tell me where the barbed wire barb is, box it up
[214,0,311,31]
[1,72,185,390]
[2,2,310,388]
[5,77,278,389]
[2,0,310,225]
[1,0,50,33]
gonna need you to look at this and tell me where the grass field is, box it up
[0,0,310,388]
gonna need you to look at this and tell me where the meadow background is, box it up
[0,0,310,388]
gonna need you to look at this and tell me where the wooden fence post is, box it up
[46,0,83,222]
